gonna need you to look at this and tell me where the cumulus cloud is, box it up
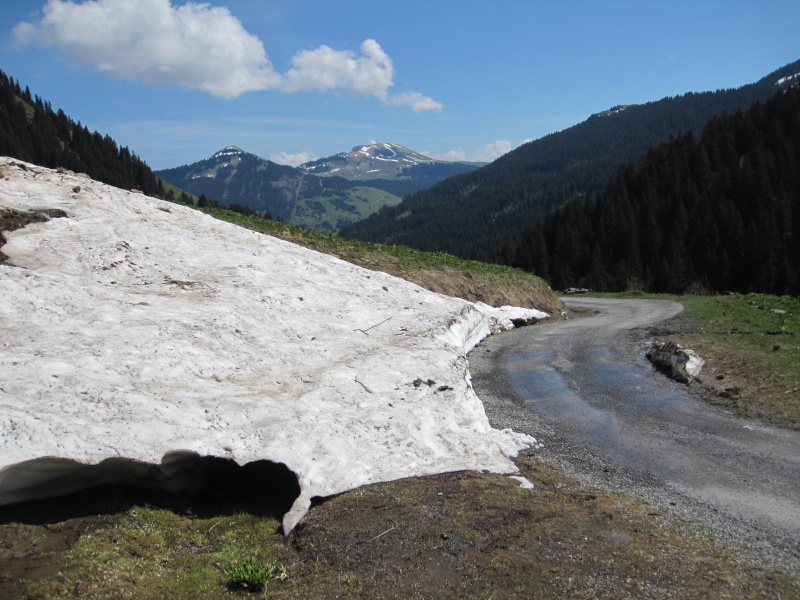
[14,0,442,110]
[471,140,513,162]
[433,149,468,162]
[281,39,393,97]
[426,140,514,163]
[388,91,444,113]
[270,150,318,167]
[14,0,279,98]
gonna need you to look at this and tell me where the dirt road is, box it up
[470,297,800,572]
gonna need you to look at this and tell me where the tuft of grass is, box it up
[224,557,286,592]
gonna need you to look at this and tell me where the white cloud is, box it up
[14,0,279,98]
[14,0,442,111]
[280,39,393,97]
[426,140,514,163]
[471,140,513,162]
[270,150,318,167]
[428,149,467,162]
[388,91,444,113]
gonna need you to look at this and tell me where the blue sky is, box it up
[2,1,799,170]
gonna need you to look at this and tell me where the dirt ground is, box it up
[2,451,797,599]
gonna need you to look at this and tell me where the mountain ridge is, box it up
[155,142,479,232]
[339,59,800,263]
[300,142,481,180]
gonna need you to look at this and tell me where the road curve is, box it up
[470,297,800,572]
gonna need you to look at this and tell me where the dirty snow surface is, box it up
[0,159,546,532]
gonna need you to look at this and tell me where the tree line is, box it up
[340,60,800,268]
[0,69,161,196]
[513,85,800,295]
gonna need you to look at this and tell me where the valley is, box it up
[1,48,799,598]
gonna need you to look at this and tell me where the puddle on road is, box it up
[503,349,621,450]
[501,345,677,475]
[580,345,690,414]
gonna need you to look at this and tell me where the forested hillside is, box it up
[0,69,161,196]
[514,86,800,295]
[340,60,800,263]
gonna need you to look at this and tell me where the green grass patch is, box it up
[194,207,563,313]
[27,507,287,599]
[200,206,535,279]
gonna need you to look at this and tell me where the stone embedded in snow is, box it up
[0,159,547,533]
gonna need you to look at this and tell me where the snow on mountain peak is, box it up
[213,146,247,159]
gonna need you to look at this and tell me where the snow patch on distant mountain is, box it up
[300,142,443,178]
[213,146,247,158]
[776,72,800,88]
[593,104,636,118]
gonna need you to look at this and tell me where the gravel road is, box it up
[470,297,800,574]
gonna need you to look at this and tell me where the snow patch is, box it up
[0,159,546,533]
[509,475,535,490]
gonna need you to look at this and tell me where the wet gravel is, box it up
[470,297,800,576]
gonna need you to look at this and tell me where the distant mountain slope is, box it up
[516,85,800,295]
[156,143,478,233]
[300,142,480,181]
[0,69,161,197]
[340,60,800,263]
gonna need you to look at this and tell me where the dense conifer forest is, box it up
[340,61,800,266]
[513,86,800,295]
[0,69,161,196]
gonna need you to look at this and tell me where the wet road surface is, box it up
[470,297,800,571]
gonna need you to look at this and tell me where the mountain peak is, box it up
[213,146,247,159]
[299,142,446,178]
[350,142,433,164]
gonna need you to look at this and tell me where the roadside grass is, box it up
[24,507,290,599]
[577,291,800,429]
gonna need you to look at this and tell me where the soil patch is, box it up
[2,456,795,598]
[0,207,68,263]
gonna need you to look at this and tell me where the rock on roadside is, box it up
[646,340,705,383]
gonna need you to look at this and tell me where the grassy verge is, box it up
[577,291,800,429]
[199,207,564,315]
[673,293,799,429]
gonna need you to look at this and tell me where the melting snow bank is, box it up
[0,159,547,533]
